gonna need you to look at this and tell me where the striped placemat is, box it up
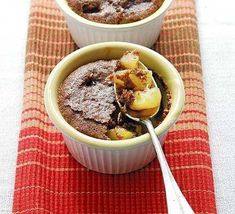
[13,0,217,213]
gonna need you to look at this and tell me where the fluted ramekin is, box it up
[55,0,173,47]
[44,42,185,174]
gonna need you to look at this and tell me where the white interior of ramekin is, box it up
[55,0,173,29]
[44,42,185,149]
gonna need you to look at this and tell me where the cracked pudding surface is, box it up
[58,60,120,139]
[67,0,164,24]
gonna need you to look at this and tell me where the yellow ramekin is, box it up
[55,0,173,47]
[44,42,185,174]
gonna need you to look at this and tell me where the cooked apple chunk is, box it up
[120,50,140,69]
[107,127,136,140]
[110,69,153,90]
[129,87,162,111]
[129,70,153,90]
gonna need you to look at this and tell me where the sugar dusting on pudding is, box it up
[58,60,119,139]
[58,51,171,140]
[67,0,164,24]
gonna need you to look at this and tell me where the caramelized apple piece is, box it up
[120,51,139,69]
[129,70,153,90]
[129,87,161,111]
[107,127,136,140]
[113,75,125,87]
[106,70,127,88]
[111,69,153,90]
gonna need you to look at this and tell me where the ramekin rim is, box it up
[55,0,173,29]
[44,42,185,149]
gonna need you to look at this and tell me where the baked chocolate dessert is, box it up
[67,0,164,24]
[58,51,171,140]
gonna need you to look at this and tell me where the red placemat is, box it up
[13,0,217,213]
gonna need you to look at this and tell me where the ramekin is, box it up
[55,0,173,47]
[44,42,185,174]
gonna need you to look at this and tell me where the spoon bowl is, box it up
[114,61,160,122]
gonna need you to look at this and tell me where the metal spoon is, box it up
[114,62,195,214]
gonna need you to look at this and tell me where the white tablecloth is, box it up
[0,0,234,213]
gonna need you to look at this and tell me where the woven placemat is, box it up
[13,0,217,213]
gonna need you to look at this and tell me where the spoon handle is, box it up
[144,119,195,214]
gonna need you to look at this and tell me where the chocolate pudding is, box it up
[67,0,164,24]
[58,51,171,140]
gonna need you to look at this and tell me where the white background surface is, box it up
[0,0,234,213]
